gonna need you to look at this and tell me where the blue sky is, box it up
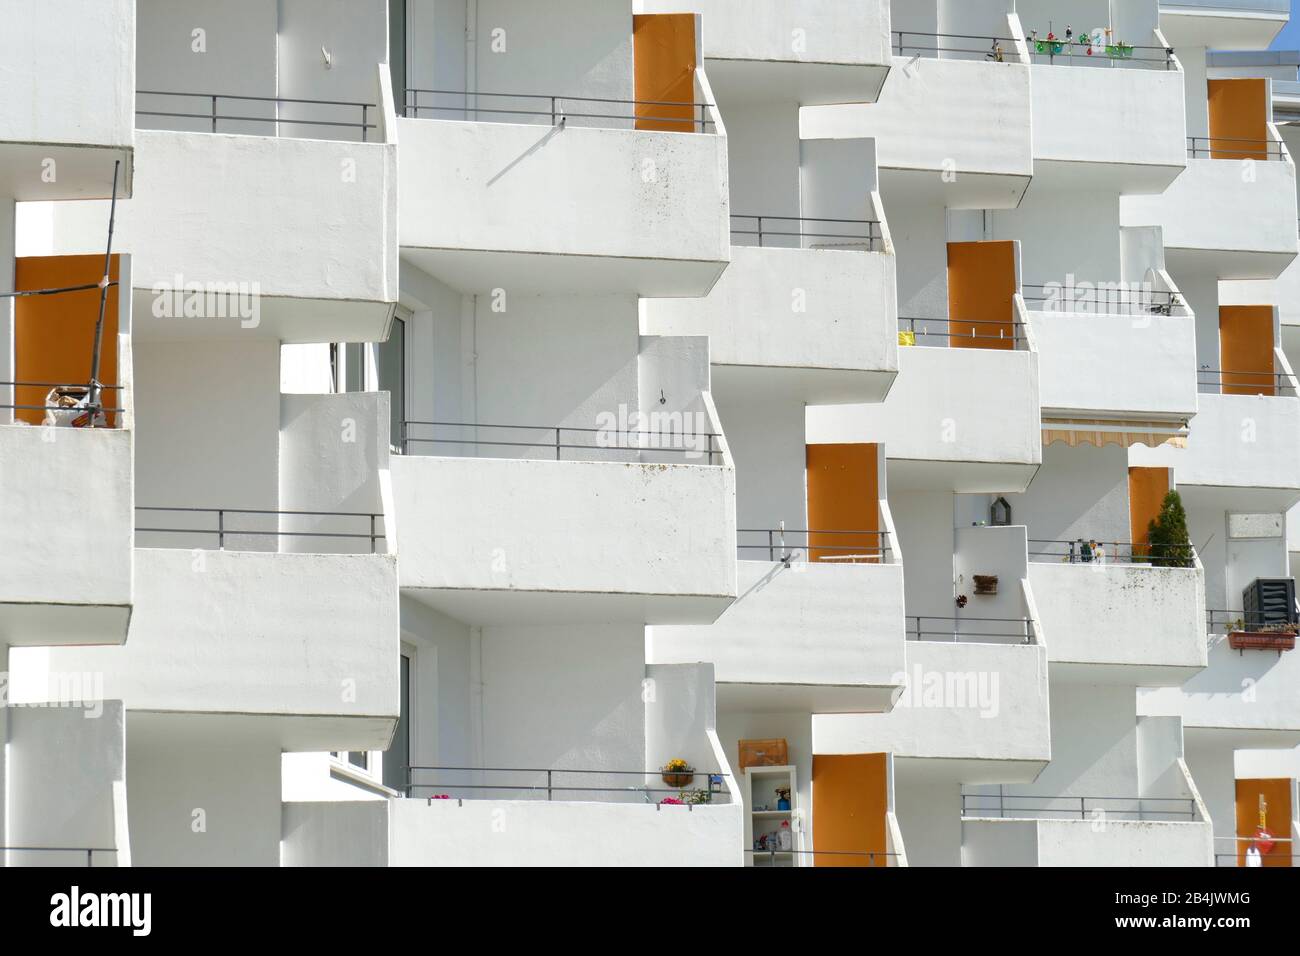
[1273,1,1300,50]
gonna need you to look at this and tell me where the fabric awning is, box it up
[1041,418,1188,449]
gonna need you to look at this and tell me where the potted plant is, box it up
[1229,622,1298,652]
[1145,490,1194,568]
[661,758,694,789]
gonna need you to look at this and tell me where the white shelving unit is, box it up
[745,764,801,867]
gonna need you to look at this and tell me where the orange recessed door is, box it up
[947,241,1016,350]
[812,753,889,867]
[1219,305,1275,396]
[1235,778,1292,867]
[806,443,881,564]
[1208,78,1269,161]
[14,255,121,426]
[1128,467,1170,562]
[633,14,696,133]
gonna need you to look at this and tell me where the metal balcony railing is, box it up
[729,215,882,251]
[403,766,730,802]
[1187,135,1285,160]
[893,31,1018,62]
[0,846,114,866]
[1,381,125,426]
[1026,35,1176,70]
[1206,608,1299,634]
[137,91,378,142]
[1197,369,1298,396]
[746,848,897,867]
[403,89,717,132]
[962,790,1199,821]
[737,528,892,564]
[1021,284,1183,315]
[401,421,723,465]
[135,506,387,553]
[898,317,1028,349]
[906,615,1035,644]
[1029,539,1196,566]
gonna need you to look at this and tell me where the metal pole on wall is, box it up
[89,159,121,421]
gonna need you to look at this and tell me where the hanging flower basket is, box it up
[661,758,695,789]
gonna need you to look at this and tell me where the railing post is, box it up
[757,216,764,248]
[555,427,562,461]
[370,514,376,554]
[551,96,557,127]
[768,529,775,562]
[361,104,368,143]
[218,509,225,550]
[547,769,553,801]
[211,94,218,133]
[87,849,93,867]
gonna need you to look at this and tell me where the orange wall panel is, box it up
[1128,467,1170,561]
[1208,78,1269,161]
[633,14,696,133]
[947,241,1016,350]
[806,443,881,563]
[1235,778,1293,867]
[1219,305,1275,396]
[812,753,889,867]
[14,255,121,426]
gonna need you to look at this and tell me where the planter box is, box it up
[1228,631,1297,652]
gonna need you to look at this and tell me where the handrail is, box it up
[135,506,386,553]
[962,791,1198,821]
[1,846,114,866]
[1,381,126,423]
[1021,283,1183,315]
[730,214,882,250]
[403,88,717,132]
[401,420,722,465]
[898,316,1028,349]
[137,90,377,141]
[1197,369,1295,396]
[1188,135,1285,160]
[1026,33,1176,69]
[403,765,729,802]
[906,615,1035,644]
[893,31,1018,62]
[746,848,896,866]
[737,528,891,564]
[1028,538,1196,566]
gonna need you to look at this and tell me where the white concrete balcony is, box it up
[648,522,906,713]
[807,336,1041,493]
[35,546,399,752]
[1027,42,1186,194]
[283,795,742,866]
[641,220,899,404]
[4,701,128,867]
[1130,388,1300,503]
[801,41,1032,209]
[50,74,398,342]
[0,333,134,648]
[1121,139,1299,279]
[1160,0,1290,52]
[962,754,1213,866]
[962,815,1213,866]
[0,0,134,200]
[1028,559,1208,685]
[638,0,892,105]
[814,639,1050,780]
[391,415,737,625]
[397,76,729,297]
[1024,280,1198,424]
[1147,620,1300,743]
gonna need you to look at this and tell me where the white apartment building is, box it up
[0,0,1297,868]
